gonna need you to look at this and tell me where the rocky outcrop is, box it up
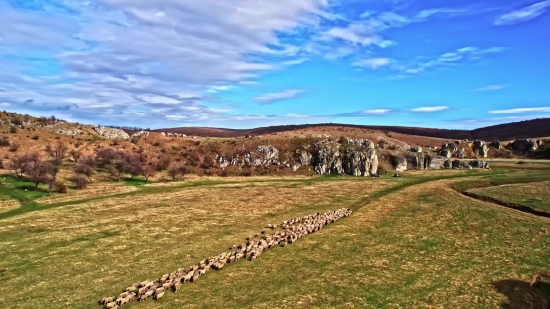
[490,141,502,150]
[511,139,538,152]
[93,126,130,140]
[438,149,452,158]
[161,132,187,138]
[473,141,488,158]
[218,145,280,168]
[217,139,378,177]
[410,146,422,153]
[295,148,312,166]
[405,154,423,170]
[131,131,149,139]
[391,155,407,172]
[311,139,378,177]
[55,128,82,136]
[424,156,451,169]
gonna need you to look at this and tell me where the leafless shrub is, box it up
[68,175,88,189]
[45,142,68,165]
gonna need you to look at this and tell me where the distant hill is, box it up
[156,118,550,141]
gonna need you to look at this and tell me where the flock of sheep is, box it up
[98,208,352,308]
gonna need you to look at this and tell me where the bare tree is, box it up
[156,153,171,171]
[69,150,81,163]
[167,165,186,181]
[108,152,128,181]
[75,164,95,182]
[23,157,53,190]
[80,155,96,167]
[141,165,156,182]
[124,153,143,180]
[96,148,117,167]
[8,154,38,178]
[45,142,68,165]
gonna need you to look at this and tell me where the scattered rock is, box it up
[410,146,422,153]
[469,160,490,169]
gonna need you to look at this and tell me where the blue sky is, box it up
[1,0,549,129]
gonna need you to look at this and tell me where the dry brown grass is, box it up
[0,176,389,309]
[0,168,548,309]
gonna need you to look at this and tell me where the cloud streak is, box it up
[489,107,550,114]
[470,84,509,92]
[253,89,306,104]
[411,106,449,112]
[494,1,550,25]
[353,58,393,69]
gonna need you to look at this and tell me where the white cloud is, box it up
[353,58,393,69]
[416,8,465,20]
[362,109,393,115]
[470,84,509,92]
[207,85,235,93]
[489,107,550,114]
[253,89,306,104]
[0,0,333,126]
[494,1,550,25]
[322,23,393,47]
[411,106,449,112]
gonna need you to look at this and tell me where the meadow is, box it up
[0,166,549,309]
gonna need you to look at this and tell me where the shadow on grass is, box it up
[493,279,550,309]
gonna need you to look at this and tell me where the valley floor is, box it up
[0,167,549,308]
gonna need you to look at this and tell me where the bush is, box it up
[152,140,161,147]
[218,169,229,177]
[240,170,252,177]
[56,181,68,193]
[68,175,88,189]
[10,117,22,126]
[0,136,10,147]
[9,126,17,134]
[8,143,19,152]
[31,135,39,140]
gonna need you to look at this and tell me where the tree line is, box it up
[7,143,187,193]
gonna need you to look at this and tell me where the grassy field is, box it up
[467,181,550,211]
[0,167,549,308]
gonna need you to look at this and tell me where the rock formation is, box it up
[410,146,422,153]
[511,139,539,152]
[424,156,451,169]
[490,141,503,150]
[473,140,488,158]
[93,126,130,140]
[452,160,472,170]
[131,131,150,139]
[217,139,379,177]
